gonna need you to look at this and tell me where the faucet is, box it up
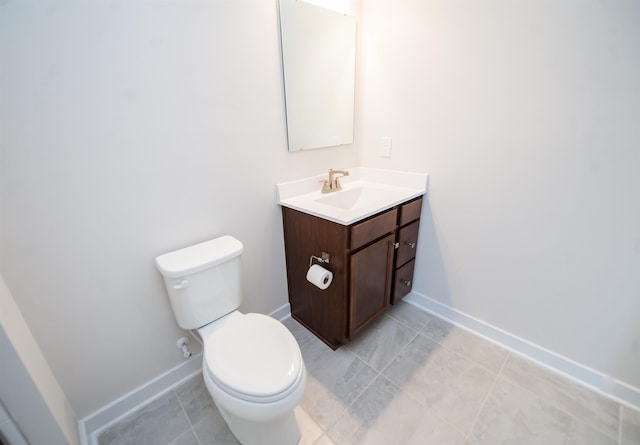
[320,169,350,193]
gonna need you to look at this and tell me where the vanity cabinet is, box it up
[281,196,423,349]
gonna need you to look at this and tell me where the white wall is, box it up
[0,0,358,417]
[359,0,640,389]
[3,0,639,421]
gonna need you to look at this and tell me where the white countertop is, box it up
[276,167,428,225]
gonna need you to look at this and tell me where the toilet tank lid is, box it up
[155,236,243,278]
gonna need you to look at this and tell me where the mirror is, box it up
[278,0,357,151]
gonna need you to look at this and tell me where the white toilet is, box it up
[155,235,306,445]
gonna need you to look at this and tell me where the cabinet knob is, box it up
[405,241,416,249]
[393,242,400,249]
[402,280,412,287]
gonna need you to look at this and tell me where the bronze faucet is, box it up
[320,169,350,193]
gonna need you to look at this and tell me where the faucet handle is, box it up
[319,179,332,194]
[329,169,349,191]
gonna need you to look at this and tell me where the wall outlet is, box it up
[380,137,392,157]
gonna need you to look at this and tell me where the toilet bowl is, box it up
[155,236,306,445]
[199,311,306,444]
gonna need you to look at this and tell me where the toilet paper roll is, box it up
[306,264,333,290]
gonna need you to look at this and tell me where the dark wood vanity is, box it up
[281,196,422,349]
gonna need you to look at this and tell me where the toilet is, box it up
[155,235,306,445]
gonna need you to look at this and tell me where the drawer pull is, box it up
[394,242,400,249]
[402,279,412,287]
[405,241,416,249]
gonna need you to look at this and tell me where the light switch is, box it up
[380,137,392,157]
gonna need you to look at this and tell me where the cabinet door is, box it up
[350,233,395,337]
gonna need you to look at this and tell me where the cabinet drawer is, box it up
[396,220,419,266]
[393,259,415,304]
[399,197,423,226]
[350,208,397,250]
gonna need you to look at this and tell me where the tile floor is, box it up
[95,302,640,445]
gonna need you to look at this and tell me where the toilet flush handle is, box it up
[173,279,190,289]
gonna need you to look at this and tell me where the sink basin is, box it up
[277,167,428,225]
[314,186,408,211]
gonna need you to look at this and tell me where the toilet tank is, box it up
[155,236,244,329]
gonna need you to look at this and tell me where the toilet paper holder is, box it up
[309,252,330,268]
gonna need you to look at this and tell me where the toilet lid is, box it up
[203,313,302,399]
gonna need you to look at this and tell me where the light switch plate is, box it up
[380,137,392,157]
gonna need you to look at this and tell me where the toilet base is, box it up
[214,400,300,445]
[202,366,305,445]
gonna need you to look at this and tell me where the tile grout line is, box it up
[323,358,383,442]
[342,311,423,374]
[355,319,435,414]
[497,357,621,441]
[464,350,511,442]
[172,388,202,445]
[346,317,422,374]
[415,319,511,377]
[328,318,424,443]
[368,316,435,402]
[345,316,423,394]
[349,314,496,443]
[376,326,421,378]
[384,308,431,330]
[618,404,623,445]
[300,337,383,442]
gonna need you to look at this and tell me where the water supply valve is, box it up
[176,337,192,358]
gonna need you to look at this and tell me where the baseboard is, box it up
[78,356,202,445]
[270,302,292,322]
[77,304,293,445]
[0,403,28,445]
[404,291,640,410]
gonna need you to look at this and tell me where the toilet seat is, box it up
[202,313,303,403]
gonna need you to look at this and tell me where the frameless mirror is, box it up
[278,0,357,151]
